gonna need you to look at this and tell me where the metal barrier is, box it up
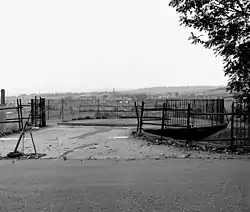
[0,97,46,133]
[135,99,250,149]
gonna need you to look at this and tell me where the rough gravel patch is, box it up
[132,131,250,160]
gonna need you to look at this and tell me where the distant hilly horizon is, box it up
[89,85,227,93]
[8,85,228,98]
[118,85,227,95]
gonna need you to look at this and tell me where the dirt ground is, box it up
[0,125,244,160]
[0,125,181,159]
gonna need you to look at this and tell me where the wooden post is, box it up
[78,104,81,119]
[19,99,24,130]
[97,100,100,118]
[30,131,37,154]
[41,98,46,127]
[230,102,235,151]
[16,99,21,130]
[14,112,32,153]
[160,103,166,140]
[139,101,144,134]
[134,101,140,132]
[41,97,45,127]
[60,99,64,120]
[206,99,208,120]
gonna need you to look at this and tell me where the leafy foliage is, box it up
[169,0,250,104]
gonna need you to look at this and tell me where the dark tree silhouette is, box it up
[169,0,250,104]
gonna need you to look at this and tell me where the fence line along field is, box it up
[1,96,249,148]
[46,97,235,121]
[46,99,138,120]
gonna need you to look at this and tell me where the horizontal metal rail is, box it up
[0,105,31,111]
[144,107,190,112]
[201,137,249,142]
[164,124,187,128]
[142,122,162,126]
[78,110,134,113]
[6,118,29,121]
[78,105,136,108]
[0,107,22,111]
[142,116,163,119]
[191,112,247,116]
[143,118,163,121]
[0,120,21,123]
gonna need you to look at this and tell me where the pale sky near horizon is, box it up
[0,0,227,96]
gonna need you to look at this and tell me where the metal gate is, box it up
[30,97,46,127]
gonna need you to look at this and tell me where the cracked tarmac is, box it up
[1,125,248,160]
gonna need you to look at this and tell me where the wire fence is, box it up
[46,98,230,121]
[46,99,139,120]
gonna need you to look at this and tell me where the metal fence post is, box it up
[186,104,191,146]
[47,99,50,120]
[117,100,119,118]
[34,96,38,127]
[248,103,250,146]
[31,99,34,125]
[39,97,42,126]
[211,99,214,126]
[165,100,169,126]
[221,99,225,123]
[187,103,191,129]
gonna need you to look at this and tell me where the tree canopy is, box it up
[169,0,250,104]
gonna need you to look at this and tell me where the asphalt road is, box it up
[0,159,250,212]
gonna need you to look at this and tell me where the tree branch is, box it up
[235,0,245,13]
[213,0,250,16]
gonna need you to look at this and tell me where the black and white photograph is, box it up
[0,0,249,211]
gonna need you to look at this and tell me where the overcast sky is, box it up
[0,0,227,96]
